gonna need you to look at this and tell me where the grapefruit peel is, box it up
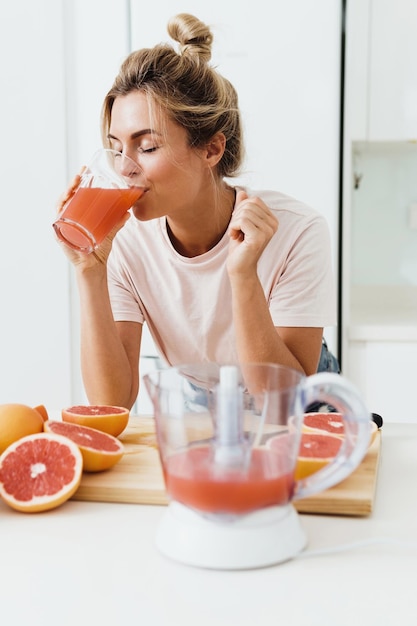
[33,404,49,422]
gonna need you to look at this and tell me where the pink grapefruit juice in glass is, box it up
[53,149,146,253]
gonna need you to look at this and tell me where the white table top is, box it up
[1,422,417,626]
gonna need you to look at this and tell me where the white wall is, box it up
[130,0,342,355]
[0,0,70,410]
[62,0,132,406]
[131,1,343,411]
[130,0,342,267]
[0,0,133,412]
[0,1,342,413]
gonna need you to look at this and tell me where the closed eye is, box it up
[138,146,158,154]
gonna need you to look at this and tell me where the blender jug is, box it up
[144,362,372,569]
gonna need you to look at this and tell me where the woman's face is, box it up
[108,91,210,221]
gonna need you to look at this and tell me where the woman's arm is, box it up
[227,190,323,375]
[75,263,142,409]
[229,269,322,374]
[56,174,141,408]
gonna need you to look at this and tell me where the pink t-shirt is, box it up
[107,188,336,366]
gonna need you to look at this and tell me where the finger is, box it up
[233,199,278,231]
[235,189,248,204]
[229,191,249,239]
[106,211,131,240]
[56,167,86,213]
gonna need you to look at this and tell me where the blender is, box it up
[144,362,371,570]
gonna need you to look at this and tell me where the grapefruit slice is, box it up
[61,405,129,437]
[0,403,44,454]
[0,432,83,513]
[295,432,343,480]
[266,431,343,480]
[44,420,125,472]
[302,412,345,437]
[302,412,378,445]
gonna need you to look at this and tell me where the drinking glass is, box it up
[53,149,147,253]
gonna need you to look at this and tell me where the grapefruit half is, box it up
[295,432,343,480]
[61,405,129,437]
[302,412,378,445]
[266,431,344,480]
[44,420,125,472]
[302,412,345,437]
[0,403,44,454]
[0,432,83,512]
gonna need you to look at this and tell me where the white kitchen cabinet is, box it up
[369,0,417,140]
[342,0,417,422]
[344,0,371,140]
[348,338,417,423]
[346,0,417,141]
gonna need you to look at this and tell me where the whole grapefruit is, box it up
[0,404,44,454]
[61,405,129,437]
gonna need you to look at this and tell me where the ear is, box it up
[205,132,226,167]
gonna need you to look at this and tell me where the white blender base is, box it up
[155,501,307,570]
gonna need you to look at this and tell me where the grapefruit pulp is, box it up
[0,432,83,513]
[61,405,129,437]
[266,431,344,480]
[302,412,345,437]
[295,432,343,480]
[0,403,44,454]
[302,412,378,445]
[44,420,124,472]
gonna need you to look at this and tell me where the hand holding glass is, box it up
[53,149,146,253]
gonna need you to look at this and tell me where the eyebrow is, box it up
[107,129,161,141]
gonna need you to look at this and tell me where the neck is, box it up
[166,186,236,257]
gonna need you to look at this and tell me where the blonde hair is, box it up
[101,13,244,179]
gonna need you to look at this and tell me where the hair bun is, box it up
[167,13,213,62]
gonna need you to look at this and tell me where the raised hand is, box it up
[227,190,278,277]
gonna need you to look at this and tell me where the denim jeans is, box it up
[306,338,340,412]
[179,338,341,413]
[317,338,340,374]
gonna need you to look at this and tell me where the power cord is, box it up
[296,536,417,559]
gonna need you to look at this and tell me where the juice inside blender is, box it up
[164,446,295,515]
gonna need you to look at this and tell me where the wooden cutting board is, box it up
[72,417,382,516]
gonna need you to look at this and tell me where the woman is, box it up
[58,13,337,410]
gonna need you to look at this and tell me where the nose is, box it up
[113,152,147,187]
[117,153,141,178]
